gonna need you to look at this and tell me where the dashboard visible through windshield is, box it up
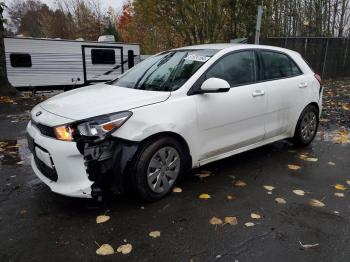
[110,49,219,92]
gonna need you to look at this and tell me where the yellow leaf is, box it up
[234,180,247,187]
[251,213,261,219]
[224,216,238,225]
[149,231,161,238]
[244,222,255,227]
[199,193,211,199]
[172,187,182,193]
[293,189,305,196]
[309,199,325,208]
[275,197,287,204]
[96,215,110,224]
[288,164,301,170]
[209,216,223,225]
[334,192,344,198]
[334,184,347,190]
[342,104,350,110]
[263,185,275,191]
[116,244,132,255]
[96,244,114,256]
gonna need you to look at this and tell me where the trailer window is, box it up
[10,53,32,67]
[91,49,116,64]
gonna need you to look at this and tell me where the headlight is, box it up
[76,111,132,137]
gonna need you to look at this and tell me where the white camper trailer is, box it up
[4,36,140,91]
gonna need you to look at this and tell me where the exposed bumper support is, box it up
[76,137,138,201]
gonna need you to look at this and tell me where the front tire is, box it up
[130,137,185,202]
[293,105,319,146]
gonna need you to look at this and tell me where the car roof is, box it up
[174,43,299,56]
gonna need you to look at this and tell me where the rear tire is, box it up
[293,105,319,147]
[130,137,185,202]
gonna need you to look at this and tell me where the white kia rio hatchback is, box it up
[27,44,323,201]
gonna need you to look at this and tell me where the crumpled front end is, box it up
[75,136,139,201]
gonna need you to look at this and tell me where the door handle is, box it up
[252,90,265,97]
[298,82,308,88]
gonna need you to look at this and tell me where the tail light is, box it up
[314,74,322,85]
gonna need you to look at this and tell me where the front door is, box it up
[194,51,267,161]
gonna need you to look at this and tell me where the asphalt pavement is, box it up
[0,82,349,262]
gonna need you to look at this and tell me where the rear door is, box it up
[258,50,304,139]
[82,45,123,84]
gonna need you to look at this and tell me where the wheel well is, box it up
[308,102,320,114]
[139,132,192,168]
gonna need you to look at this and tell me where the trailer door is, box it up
[82,45,124,84]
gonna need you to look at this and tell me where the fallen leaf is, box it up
[267,191,273,195]
[288,164,301,170]
[309,199,325,208]
[275,197,287,204]
[305,157,318,162]
[234,180,247,187]
[199,193,211,199]
[96,244,114,256]
[149,231,161,238]
[328,162,336,166]
[251,213,261,219]
[20,209,27,215]
[334,192,344,198]
[244,222,255,227]
[116,244,132,255]
[334,184,347,190]
[172,187,182,193]
[342,104,350,111]
[299,154,308,160]
[293,189,305,196]
[263,185,275,191]
[346,180,350,186]
[196,170,211,179]
[224,216,238,225]
[209,216,223,225]
[96,215,110,224]
[16,161,24,165]
[226,195,236,200]
[299,241,319,249]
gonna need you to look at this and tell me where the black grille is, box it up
[32,121,56,138]
[34,154,58,182]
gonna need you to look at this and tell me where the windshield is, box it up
[110,49,218,91]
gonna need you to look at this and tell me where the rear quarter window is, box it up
[260,51,302,81]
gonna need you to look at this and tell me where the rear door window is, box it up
[206,51,257,87]
[259,51,302,80]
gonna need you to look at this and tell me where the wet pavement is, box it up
[0,83,349,262]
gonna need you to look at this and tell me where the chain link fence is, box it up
[261,37,350,80]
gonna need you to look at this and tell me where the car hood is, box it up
[40,83,171,120]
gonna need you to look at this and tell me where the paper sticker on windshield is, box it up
[184,54,210,62]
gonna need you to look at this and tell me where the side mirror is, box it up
[198,78,230,94]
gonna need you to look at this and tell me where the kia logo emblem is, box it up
[35,111,42,117]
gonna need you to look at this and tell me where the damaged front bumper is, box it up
[76,136,138,201]
[27,120,138,199]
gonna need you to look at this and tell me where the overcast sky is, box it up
[5,0,127,12]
